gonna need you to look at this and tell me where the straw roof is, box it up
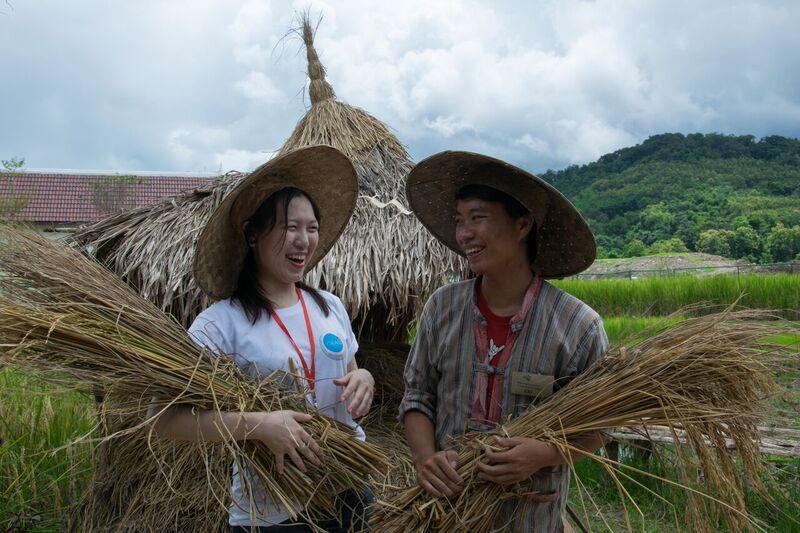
[72,16,467,343]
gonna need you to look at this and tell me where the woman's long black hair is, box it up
[233,187,331,324]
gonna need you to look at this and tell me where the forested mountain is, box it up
[541,134,800,262]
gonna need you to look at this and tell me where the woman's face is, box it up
[254,195,320,289]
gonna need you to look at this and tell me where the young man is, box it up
[399,151,608,532]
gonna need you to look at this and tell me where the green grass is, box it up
[768,334,800,430]
[568,452,800,532]
[602,315,685,345]
[553,273,800,318]
[0,368,95,531]
[569,455,685,532]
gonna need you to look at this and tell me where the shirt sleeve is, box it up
[397,297,439,425]
[342,302,359,366]
[571,316,612,439]
[188,307,232,355]
[572,317,609,373]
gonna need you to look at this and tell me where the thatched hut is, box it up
[67,17,463,531]
[73,21,465,344]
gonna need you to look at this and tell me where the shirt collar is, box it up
[471,274,542,331]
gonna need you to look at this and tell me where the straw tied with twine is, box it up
[0,226,389,522]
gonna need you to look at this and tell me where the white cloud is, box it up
[168,126,233,168]
[551,118,639,165]
[213,148,276,173]
[513,134,550,155]
[423,115,475,138]
[1,0,799,174]
[230,0,277,43]
[235,71,283,102]
[233,44,272,70]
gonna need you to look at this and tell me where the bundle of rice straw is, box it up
[65,398,230,531]
[372,308,793,532]
[0,225,390,522]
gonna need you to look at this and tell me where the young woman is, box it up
[151,146,374,532]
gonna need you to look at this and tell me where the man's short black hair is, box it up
[456,184,537,265]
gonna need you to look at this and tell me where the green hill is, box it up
[541,133,800,262]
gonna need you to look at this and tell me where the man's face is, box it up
[454,198,531,276]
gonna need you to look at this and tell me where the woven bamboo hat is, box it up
[194,145,358,299]
[406,151,595,278]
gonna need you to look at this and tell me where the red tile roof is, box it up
[0,171,213,225]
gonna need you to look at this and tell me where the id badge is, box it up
[510,372,554,400]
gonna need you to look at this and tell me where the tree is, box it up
[730,226,761,261]
[623,239,647,257]
[639,202,675,237]
[595,234,623,258]
[649,238,689,254]
[766,224,800,262]
[0,157,30,220]
[696,229,734,257]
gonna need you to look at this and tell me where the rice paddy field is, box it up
[0,370,94,531]
[552,273,800,319]
[1,274,799,531]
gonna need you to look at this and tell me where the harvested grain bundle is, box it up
[66,398,229,532]
[0,225,390,523]
[66,342,410,532]
[373,310,791,532]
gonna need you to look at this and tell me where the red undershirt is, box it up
[476,282,513,413]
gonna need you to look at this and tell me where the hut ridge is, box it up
[303,19,335,104]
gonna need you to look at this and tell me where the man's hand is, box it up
[414,450,464,498]
[476,436,560,485]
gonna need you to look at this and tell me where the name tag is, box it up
[510,372,554,399]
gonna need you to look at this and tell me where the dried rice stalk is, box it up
[373,309,792,532]
[66,396,229,532]
[0,225,390,523]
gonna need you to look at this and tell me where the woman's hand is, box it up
[333,368,374,418]
[253,410,323,475]
[475,436,560,485]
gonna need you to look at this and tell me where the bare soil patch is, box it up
[586,253,748,277]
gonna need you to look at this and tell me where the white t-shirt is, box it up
[188,288,363,527]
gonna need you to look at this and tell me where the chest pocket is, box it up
[506,372,556,419]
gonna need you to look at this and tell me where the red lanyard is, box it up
[271,288,316,392]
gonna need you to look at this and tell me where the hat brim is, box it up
[405,151,595,278]
[194,145,358,299]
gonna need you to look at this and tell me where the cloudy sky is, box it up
[2,0,799,175]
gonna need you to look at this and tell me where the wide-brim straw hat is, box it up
[194,145,358,299]
[406,151,595,278]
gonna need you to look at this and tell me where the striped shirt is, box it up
[399,277,608,532]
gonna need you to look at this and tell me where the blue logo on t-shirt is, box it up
[321,332,345,359]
